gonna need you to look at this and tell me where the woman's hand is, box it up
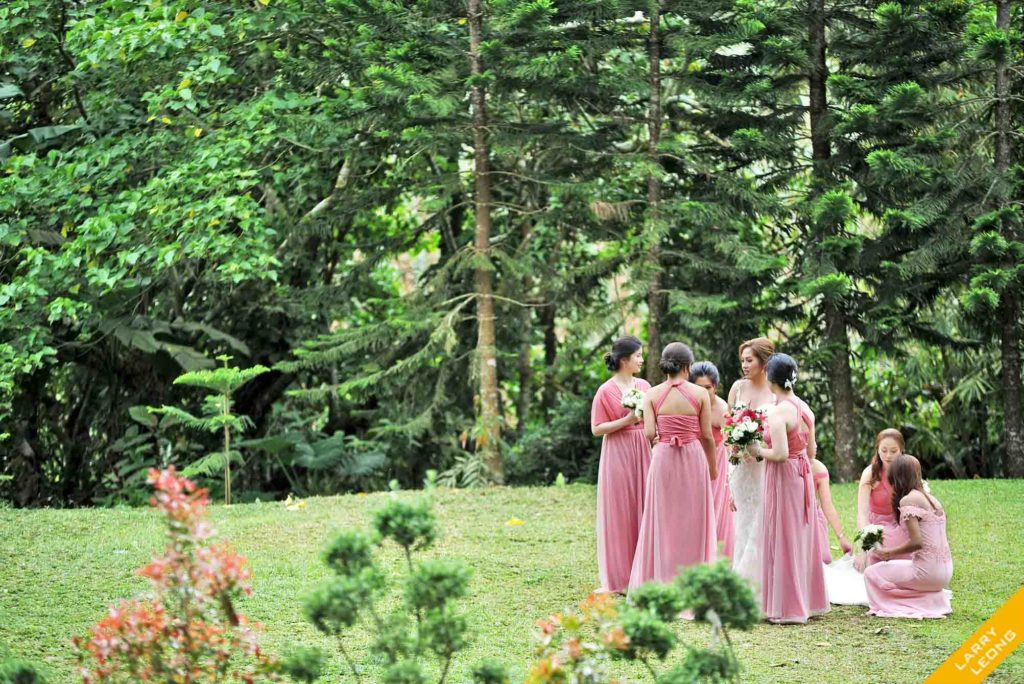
[853,552,868,572]
[839,536,853,555]
[875,547,893,562]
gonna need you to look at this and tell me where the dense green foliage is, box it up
[1,0,1022,505]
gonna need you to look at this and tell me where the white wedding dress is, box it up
[824,554,869,605]
[729,458,764,600]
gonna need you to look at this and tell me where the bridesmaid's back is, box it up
[650,381,702,416]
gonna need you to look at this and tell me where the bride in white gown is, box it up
[727,338,777,599]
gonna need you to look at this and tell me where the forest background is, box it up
[1,0,1022,507]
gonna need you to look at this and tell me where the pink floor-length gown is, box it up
[814,470,832,564]
[761,396,829,623]
[711,425,735,559]
[866,472,912,565]
[865,503,952,618]
[592,377,653,593]
[629,381,716,588]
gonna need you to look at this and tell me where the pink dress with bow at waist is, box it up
[628,381,716,588]
[761,396,829,623]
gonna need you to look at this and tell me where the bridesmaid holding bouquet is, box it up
[591,335,652,594]
[855,429,912,570]
[747,354,829,623]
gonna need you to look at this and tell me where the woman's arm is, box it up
[806,413,817,461]
[753,407,789,462]
[816,475,851,553]
[856,468,872,530]
[592,413,639,437]
[698,391,718,480]
[643,392,657,443]
[727,380,742,406]
[877,516,923,559]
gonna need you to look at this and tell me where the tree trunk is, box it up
[994,0,1012,175]
[826,303,859,481]
[994,0,1024,476]
[808,0,859,480]
[1000,293,1024,476]
[467,0,503,482]
[541,302,558,414]
[645,1,664,384]
[517,318,533,436]
[517,219,534,436]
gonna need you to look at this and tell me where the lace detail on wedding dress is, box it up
[729,459,764,595]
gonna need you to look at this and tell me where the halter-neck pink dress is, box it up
[628,380,716,588]
[760,395,829,623]
[591,377,653,593]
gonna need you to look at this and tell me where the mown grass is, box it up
[1,479,1021,683]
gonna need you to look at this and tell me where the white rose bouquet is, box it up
[621,388,645,419]
[853,524,885,554]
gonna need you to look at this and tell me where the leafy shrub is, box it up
[72,468,277,682]
[289,484,507,683]
[527,560,759,682]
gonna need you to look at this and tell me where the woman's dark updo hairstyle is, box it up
[603,335,643,372]
[659,342,694,376]
[765,353,798,389]
[689,361,720,387]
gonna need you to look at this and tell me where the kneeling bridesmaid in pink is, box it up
[591,335,652,594]
[865,454,952,619]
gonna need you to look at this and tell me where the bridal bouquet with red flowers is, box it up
[725,402,767,465]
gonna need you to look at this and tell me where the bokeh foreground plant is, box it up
[73,468,277,682]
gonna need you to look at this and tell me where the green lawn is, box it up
[1,480,1021,683]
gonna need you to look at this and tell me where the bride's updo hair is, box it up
[659,342,694,376]
[739,337,775,366]
[603,335,643,372]
[765,353,798,390]
[689,361,720,387]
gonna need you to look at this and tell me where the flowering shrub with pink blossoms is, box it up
[72,468,278,683]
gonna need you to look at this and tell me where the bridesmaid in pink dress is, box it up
[629,343,718,588]
[690,361,734,559]
[865,454,952,619]
[591,335,652,594]
[810,459,853,564]
[747,353,829,623]
[855,429,911,570]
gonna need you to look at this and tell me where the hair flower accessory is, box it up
[784,371,797,390]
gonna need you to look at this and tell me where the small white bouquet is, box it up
[621,388,645,419]
[853,524,885,554]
